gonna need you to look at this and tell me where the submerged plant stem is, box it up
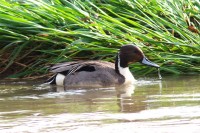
[158,68,162,80]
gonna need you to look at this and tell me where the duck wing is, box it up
[45,61,115,85]
[50,61,82,74]
[49,61,100,76]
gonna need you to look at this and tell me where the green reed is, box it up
[0,0,199,78]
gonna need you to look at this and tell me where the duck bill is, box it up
[141,57,160,68]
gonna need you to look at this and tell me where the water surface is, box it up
[0,75,200,133]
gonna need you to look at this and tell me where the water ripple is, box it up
[1,106,200,133]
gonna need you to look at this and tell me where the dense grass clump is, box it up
[0,0,199,78]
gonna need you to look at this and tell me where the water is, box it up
[0,75,200,133]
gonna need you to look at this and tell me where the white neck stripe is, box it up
[118,54,135,84]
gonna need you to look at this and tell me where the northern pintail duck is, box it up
[45,44,159,88]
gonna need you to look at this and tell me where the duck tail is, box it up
[44,74,57,84]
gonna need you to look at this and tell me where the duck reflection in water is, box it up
[116,83,150,113]
[48,82,148,113]
[116,83,136,112]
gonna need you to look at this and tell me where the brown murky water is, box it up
[0,75,200,133]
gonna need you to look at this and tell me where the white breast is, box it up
[118,66,136,84]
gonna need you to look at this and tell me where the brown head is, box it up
[118,44,159,68]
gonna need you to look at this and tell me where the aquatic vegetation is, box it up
[0,0,199,78]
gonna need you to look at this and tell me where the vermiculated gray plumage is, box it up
[47,61,125,88]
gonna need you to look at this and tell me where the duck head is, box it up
[118,44,159,68]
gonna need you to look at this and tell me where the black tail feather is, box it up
[44,74,57,84]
